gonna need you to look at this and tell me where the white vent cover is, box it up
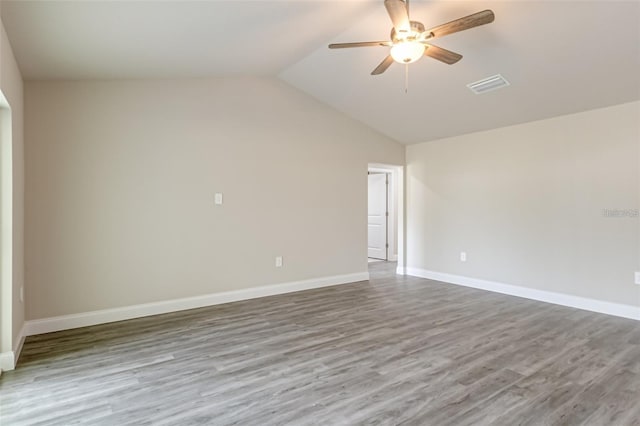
[467,74,510,94]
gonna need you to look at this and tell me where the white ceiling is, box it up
[3,0,640,144]
[1,0,374,78]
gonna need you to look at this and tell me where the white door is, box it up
[368,173,388,260]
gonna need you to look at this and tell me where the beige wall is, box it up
[406,102,640,307]
[25,77,404,319]
[0,18,24,358]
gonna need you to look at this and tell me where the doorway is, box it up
[367,164,403,269]
[368,172,389,260]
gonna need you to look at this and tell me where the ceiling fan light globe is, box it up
[390,42,425,64]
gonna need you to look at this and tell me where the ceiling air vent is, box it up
[467,74,510,94]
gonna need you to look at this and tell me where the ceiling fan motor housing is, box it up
[390,21,426,42]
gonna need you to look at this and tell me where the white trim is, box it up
[24,272,370,336]
[405,267,640,321]
[396,266,406,275]
[0,350,14,372]
[0,323,26,372]
[0,99,14,367]
[12,323,26,367]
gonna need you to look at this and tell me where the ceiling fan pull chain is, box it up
[405,64,409,93]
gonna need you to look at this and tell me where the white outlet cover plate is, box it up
[275,256,283,267]
[214,193,223,205]
[635,272,640,285]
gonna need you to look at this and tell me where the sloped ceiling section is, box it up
[3,0,640,144]
[280,1,640,144]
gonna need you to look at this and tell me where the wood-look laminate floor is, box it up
[1,262,639,425]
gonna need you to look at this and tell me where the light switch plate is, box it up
[460,252,467,262]
[214,193,223,205]
[635,272,640,285]
[275,256,283,267]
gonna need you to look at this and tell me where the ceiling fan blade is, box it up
[328,41,391,49]
[425,10,495,39]
[384,0,411,34]
[423,44,463,64]
[371,55,395,75]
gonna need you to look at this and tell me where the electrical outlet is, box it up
[275,256,283,268]
[460,252,467,262]
[635,272,640,285]
[20,286,24,303]
[214,193,223,205]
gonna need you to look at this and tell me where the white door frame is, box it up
[0,92,14,373]
[368,163,404,269]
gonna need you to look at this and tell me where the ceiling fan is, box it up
[328,0,495,76]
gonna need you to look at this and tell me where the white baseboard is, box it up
[405,267,640,321]
[0,350,15,373]
[24,271,370,337]
[396,266,406,275]
[13,323,26,367]
[0,323,26,372]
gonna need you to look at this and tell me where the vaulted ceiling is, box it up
[3,0,639,144]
